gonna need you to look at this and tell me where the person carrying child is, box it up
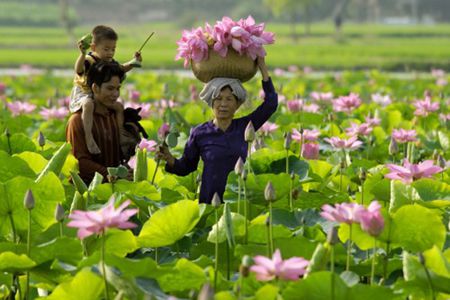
[70,25,142,154]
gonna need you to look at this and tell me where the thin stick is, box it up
[137,32,155,52]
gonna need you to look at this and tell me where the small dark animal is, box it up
[123,107,148,138]
[121,107,149,162]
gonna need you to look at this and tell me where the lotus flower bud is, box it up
[197,283,214,300]
[327,226,339,245]
[284,131,292,149]
[211,192,221,208]
[24,189,35,210]
[290,171,295,180]
[4,128,10,137]
[54,203,65,222]
[241,169,248,181]
[388,137,398,155]
[244,121,255,142]
[240,255,253,277]
[234,157,244,175]
[264,181,276,202]
[38,131,46,147]
[359,168,367,181]
[437,155,446,169]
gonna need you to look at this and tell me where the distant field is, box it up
[0,22,449,71]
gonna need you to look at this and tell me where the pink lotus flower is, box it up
[175,27,209,68]
[127,155,137,169]
[345,122,373,137]
[287,65,299,73]
[431,69,445,78]
[0,82,6,94]
[436,78,448,86]
[125,102,152,118]
[67,197,138,239]
[129,90,141,102]
[39,107,69,120]
[250,249,309,281]
[385,159,443,184]
[324,136,363,151]
[259,121,278,136]
[391,129,417,144]
[274,68,285,76]
[310,91,333,102]
[371,93,391,107]
[301,143,319,159]
[292,128,320,142]
[6,101,36,116]
[303,103,320,113]
[320,202,365,224]
[365,115,381,126]
[138,138,158,152]
[332,93,362,113]
[358,201,384,237]
[176,16,274,66]
[158,123,170,140]
[439,113,450,122]
[413,97,440,117]
[287,99,303,112]
[57,96,71,107]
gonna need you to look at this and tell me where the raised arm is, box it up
[245,56,278,130]
[74,41,87,75]
[66,114,108,182]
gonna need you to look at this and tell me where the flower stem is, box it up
[423,260,436,300]
[330,244,335,300]
[101,233,110,300]
[59,221,64,237]
[269,201,274,254]
[289,176,293,212]
[346,224,353,271]
[237,177,241,214]
[8,212,17,243]
[382,217,393,283]
[360,181,364,205]
[243,180,248,245]
[226,242,230,280]
[151,158,160,185]
[26,210,31,299]
[286,149,289,174]
[214,209,219,290]
[370,237,376,285]
[6,133,12,155]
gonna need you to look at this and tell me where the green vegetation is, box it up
[1,22,450,70]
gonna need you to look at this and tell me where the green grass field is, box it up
[1,22,449,70]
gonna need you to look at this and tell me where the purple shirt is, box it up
[166,78,278,203]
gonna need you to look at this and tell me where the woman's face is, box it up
[93,76,121,108]
[212,87,240,120]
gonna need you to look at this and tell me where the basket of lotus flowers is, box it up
[175,16,274,83]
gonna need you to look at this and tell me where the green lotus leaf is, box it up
[138,200,201,247]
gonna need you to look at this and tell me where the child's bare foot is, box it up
[86,134,101,154]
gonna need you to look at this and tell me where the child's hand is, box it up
[77,41,86,54]
[134,52,142,62]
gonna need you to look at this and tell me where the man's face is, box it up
[94,76,121,107]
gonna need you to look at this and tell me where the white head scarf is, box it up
[199,77,247,107]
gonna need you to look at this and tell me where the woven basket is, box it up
[191,48,257,83]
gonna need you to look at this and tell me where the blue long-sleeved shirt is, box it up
[166,78,278,203]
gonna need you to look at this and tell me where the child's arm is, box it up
[74,41,86,74]
[122,51,142,73]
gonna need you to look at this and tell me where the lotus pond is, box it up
[0,68,449,299]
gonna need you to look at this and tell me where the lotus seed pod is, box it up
[240,256,253,277]
[244,121,255,142]
[24,189,35,210]
[4,128,10,137]
[264,181,275,202]
[211,192,221,208]
[360,168,367,181]
[437,154,446,169]
[54,203,65,222]
[38,131,46,147]
[234,157,244,175]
